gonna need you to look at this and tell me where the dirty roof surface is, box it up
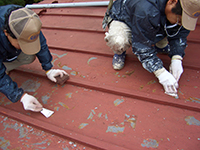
[0,0,200,149]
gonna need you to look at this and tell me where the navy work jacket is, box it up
[0,5,53,102]
[109,0,190,72]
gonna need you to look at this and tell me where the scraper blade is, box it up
[40,108,54,118]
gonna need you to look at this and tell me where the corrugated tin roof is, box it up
[1,0,200,149]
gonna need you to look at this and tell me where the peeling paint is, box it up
[106,126,125,133]
[185,116,200,126]
[58,102,69,109]
[141,139,159,148]
[87,112,94,120]
[80,75,86,78]
[66,93,72,98]
[70,71,78,76]
[122,75,126,78]
[51,58,58,65]
[0,97,5,105]
[105,114,108,120]
[125,70,134,76]
[186,97,200,104]
[124,114,137,129]
[51,53,67,58]
[20,79,41,92]
[114,72,121,78]
[178,89,184,95]
[79,123,89,129]
[3,101,12,106]
[115,72,119,75]
[98,112,102,118]
[125,114,130,118]
[62,65,72,70]
[54,106,60,111]
[140,85,144,90]
[63,147,70,150]
[147,80,156,85]
[91,109,96,115]
[87,57,97,64]
[114,99,124,106]
[87,109,96,120]
[0,97,12,106]
[0,115,87,149]
[42,95,50,104]
[0,137,10,150]
[3,122,30,138]
[32,139,49,149]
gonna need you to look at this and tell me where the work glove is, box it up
[154,68,178,97]
[169,55,183,82]
[20,93,43,112]
[46,69,68,83]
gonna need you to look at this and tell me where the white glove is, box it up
[169,55,183,82]
[46,69,68,82]
[154,68,178,97]
[20,93,43,112]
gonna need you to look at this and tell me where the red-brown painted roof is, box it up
[1,0,200,149]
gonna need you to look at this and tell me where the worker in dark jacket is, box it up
[103,0,200,97]
[0,5,68,111]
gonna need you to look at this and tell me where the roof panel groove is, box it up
[41,12,104,17]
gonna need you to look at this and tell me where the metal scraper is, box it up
[40,108,54,118]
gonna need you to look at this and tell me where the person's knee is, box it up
[155,37,168,48]
[20,55,36,64]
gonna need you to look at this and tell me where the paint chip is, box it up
[114,99,124,106]
[141,139,159,148]
[185,116,200,126]
[147,80,156,85]
[186,97,200,104]
[58,102,69,109]
[42,95,50,104]
[87,112,94,120]
[125,70,134,76]
[20,79,41,92]
[124,114,137,129]
[79,123,88,129]
[62,65,72,70]
[106,126,125,133]
[66,93,72,98]
[70,71,78,76]
[87,57,97,65]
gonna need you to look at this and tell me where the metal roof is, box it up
[1,0,200,149]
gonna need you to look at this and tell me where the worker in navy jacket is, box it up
[103,0,200,97]
[0,5,68,111]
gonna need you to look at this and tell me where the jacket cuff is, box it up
[153,67,166,77]
[171,55,183,60]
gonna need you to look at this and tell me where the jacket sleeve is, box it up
[36,31,53,71]
[130,7,164,73]
[0,61,24,103]
[168,27,190,58]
